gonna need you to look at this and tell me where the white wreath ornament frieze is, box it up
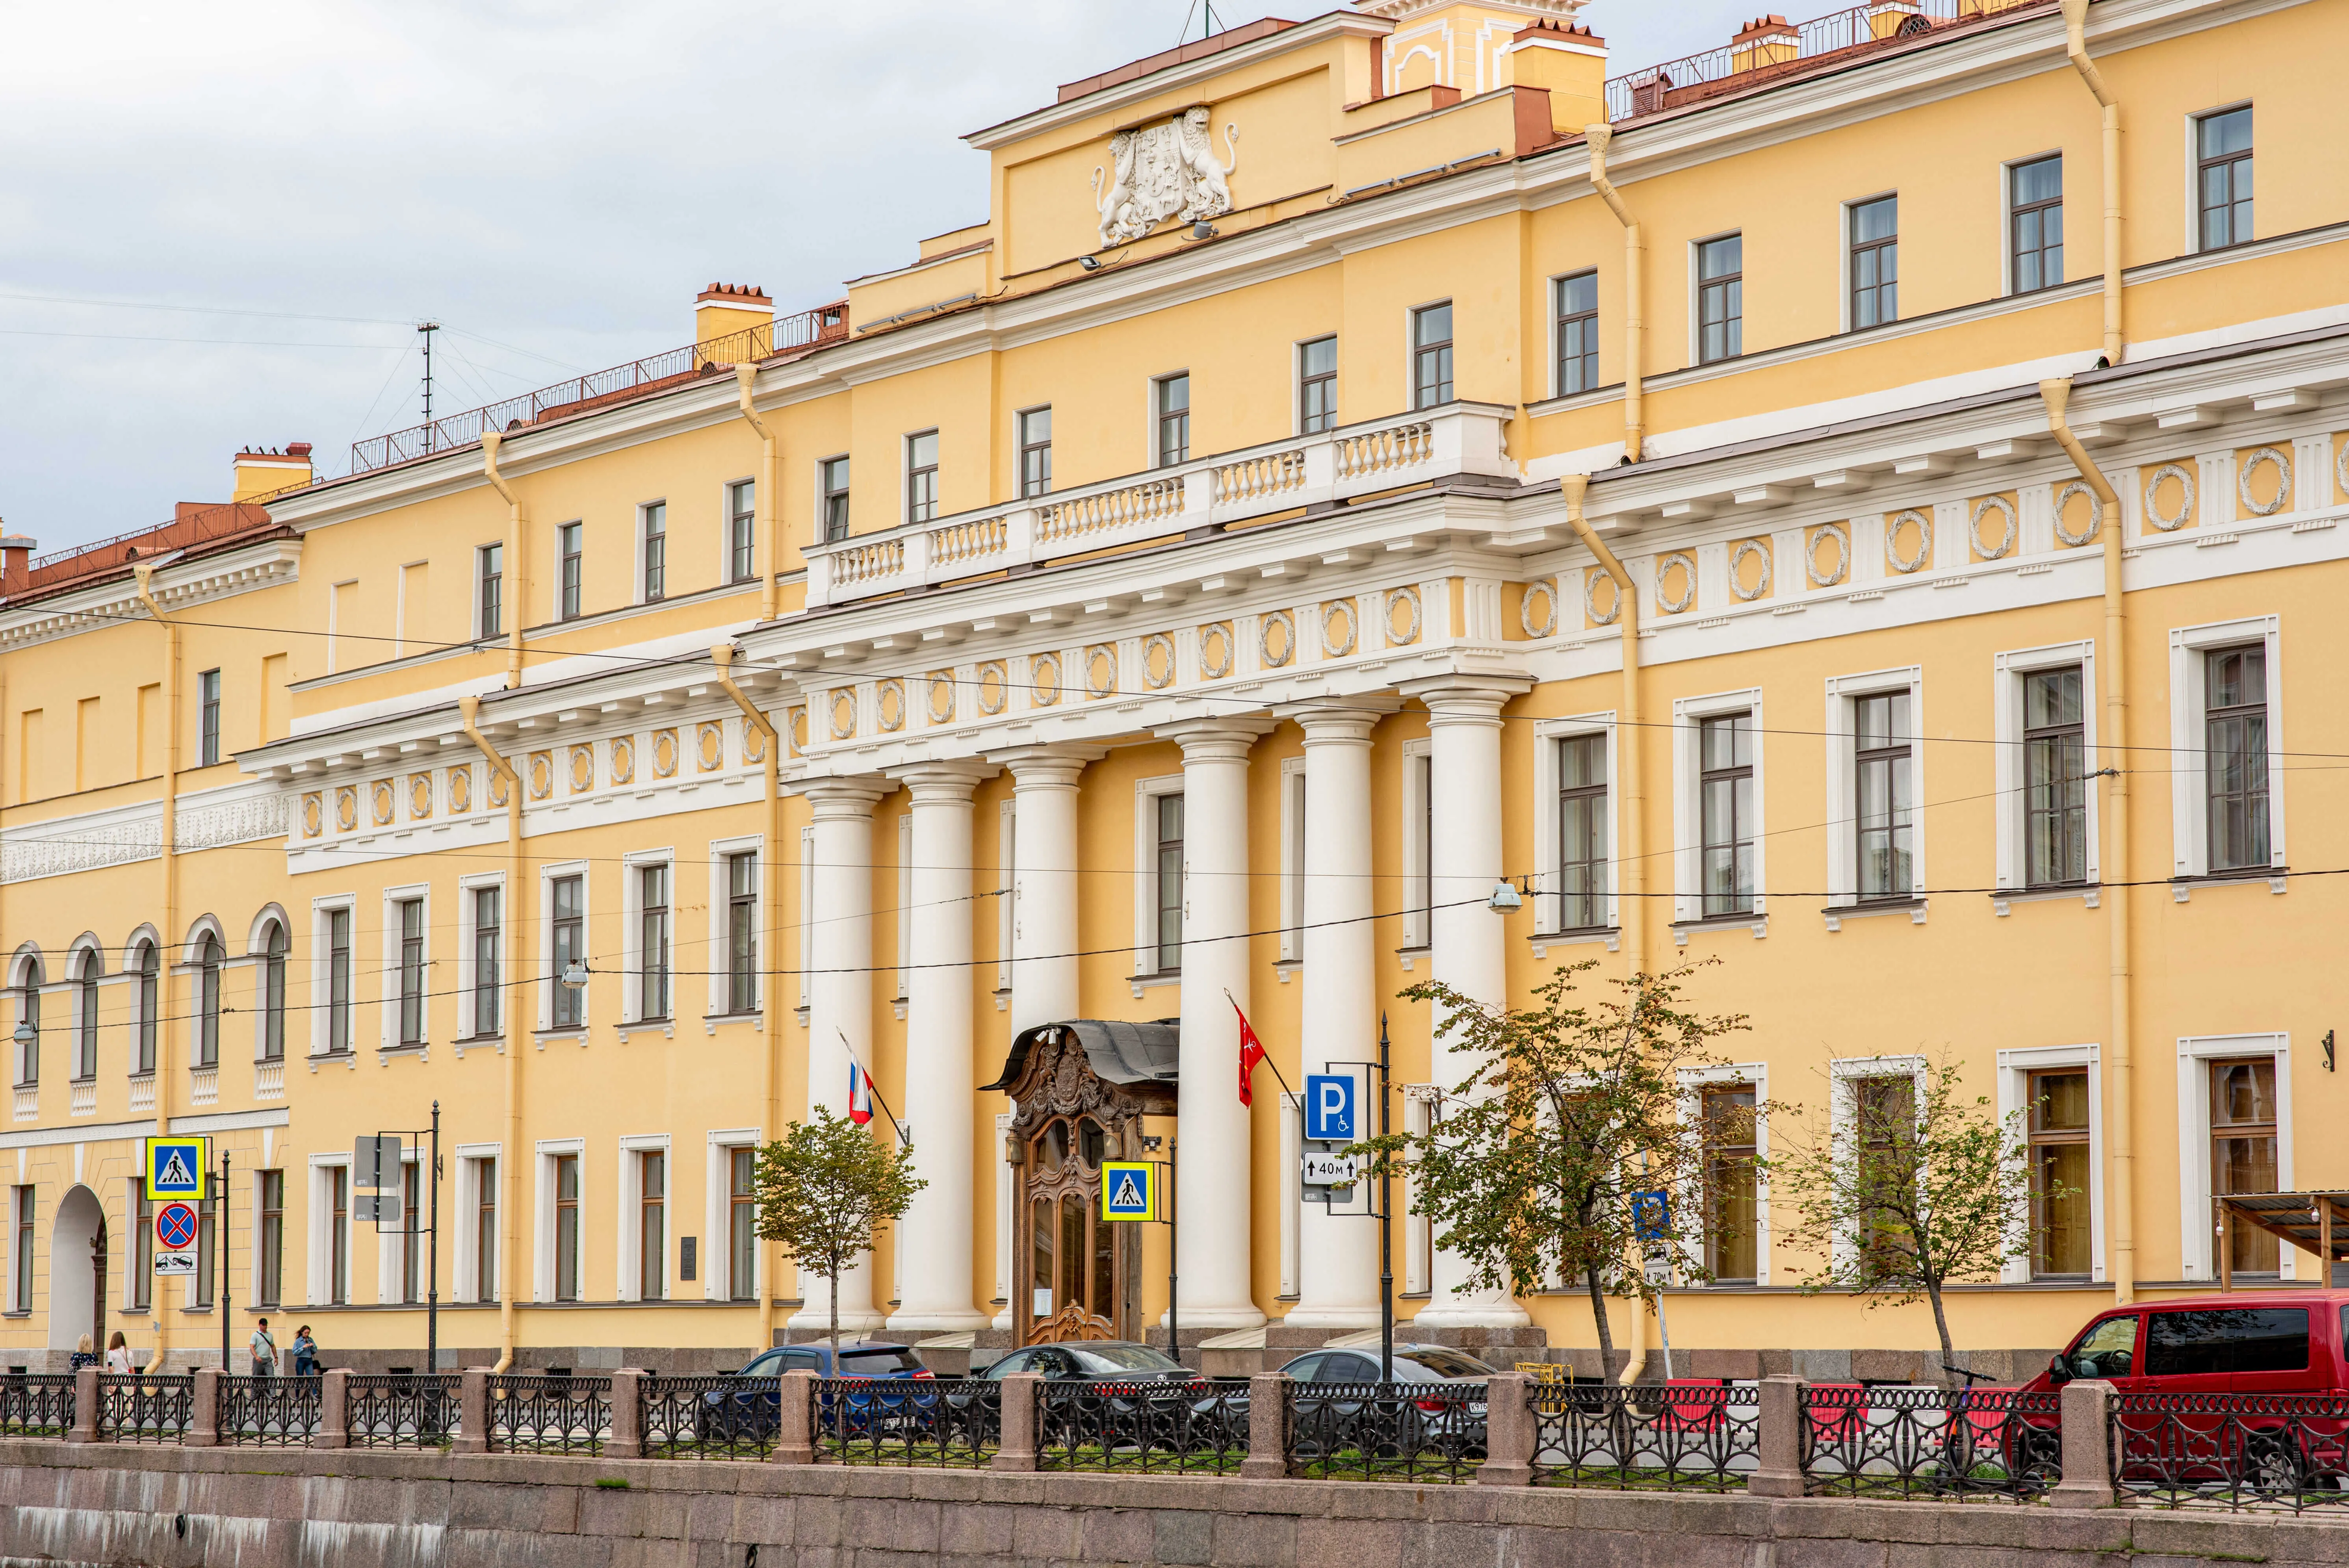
[2143,465,2195,532]
[1520,580,1558,638]
[1806,523,1850,586]
[1583,569,1619,627]
[1729,540,1771,602]
[1968,496,2017,559]
[2238,447,2291,518]
[1885,510,1933,573]
[2052,482,2104,547]
[1654,552,1697,614]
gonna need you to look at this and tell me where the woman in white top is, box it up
[104,1330,132,1373]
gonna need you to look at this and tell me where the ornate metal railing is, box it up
[1038,1377,1250,1476]
[2111,1392,2349,1512]
[642,1375,779,1460]
[486,1373,611,1455]
[1293,1381,1484,1483]
[816,1376,999,1468]
[347,1373,460,1449]
[96,1373,192,1442]
[1528,1382,1759,1492]
[217,1375,322,1447]
[1803,1384,2061,1501]
[0,1372,75,1436]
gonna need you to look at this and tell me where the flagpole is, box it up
[834,1029,909,1147]
[1225,990,1294,1099]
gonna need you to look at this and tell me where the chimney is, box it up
[1731,15,1799,72]
[232,442,314,503]
[695,283,774,359]
[1506,19,1608,134]
[0,532,35,598]
[1866,0,1925,39]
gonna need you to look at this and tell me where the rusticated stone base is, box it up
[6,1437,2349,1568]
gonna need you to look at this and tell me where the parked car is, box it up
[959,1342,1228,1451]
[700,1341,932,1440]
[1278,1345,1496,1460]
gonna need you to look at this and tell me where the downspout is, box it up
[460,696,525,1371]
[734,367,779,624]
[1584,126,1645,463]
[711,645,784,1352]
[481,432,526,690]
[1562,477,1653,1383]
[2059,0,2124,366]
[2042,379,2133,1305]
[132,566,180,1373]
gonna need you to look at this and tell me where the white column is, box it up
[1413,682,1531,1329]
[993,746,1100,1035]
[1158,717,1273,1330]
[791,776,888,1334]
[887,764,992,1332]
[1287,705,1386,1328]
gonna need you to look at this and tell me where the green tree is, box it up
[1764,1051,2059,1389]
[751,1106,925,1363]
[1351,960,1751,1371]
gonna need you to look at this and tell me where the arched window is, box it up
[14,959,41,1088]
[74,949,100,1081]
[261,922,287,1062]
[196,934,223,1069]
[133,942,158,1076]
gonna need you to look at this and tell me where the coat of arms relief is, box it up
[1091,106,1240,249]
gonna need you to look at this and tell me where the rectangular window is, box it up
[639,1150,665,1301]
[727,481,756,584]
[2197,106,2253,252]
[197,669,221,768]
[557,521,583,621]
[2029,1069,2091,1280]
[1155,793,1185,972]
[1155,374,1190,467]
[327,908,352,1054]
[401,1161,421,1305]
[729,1148,758,1302]
[2206,646,2269,872]
[475,1157,497,1303]
[1855,1074,1916,1277]
[906,431,940,525]
[195,942,218,1068]
[1018,407,1053,499]
[261,928,286,1062]
[639,864,670,1021]
[1855,693,1913,900]
[1699,714,1755,915]
[329,1165,349,1305]
[820,457,850,542]
[135,944,158,1076]
[640,501,666,603]
[1555,271,1599,395]
[258,1169,284,1308]
[1557,734,1609,931]
[74,960,96,1080]
[194,1193,217,1307]
[1298,337,1337,434]
[477,544,503,640]
[1848,196,1898,330]
[2025,668,2088,887]
[397,897,425,1045]
[473,886,502,1037]
[1412,302,1454,409]
[2011,155,2064,293]
[552,875,585,1028]
[727,852,758,1013]
[15,982,35,1086]
[11,1187,30,1314]
[1698,235,1744,364]
[2212,1057,2278,1274]
[1407,748,1433,947]
[132,1189,152,1311]
[1703,1086,1759,1283]
[555,1153,582,1302]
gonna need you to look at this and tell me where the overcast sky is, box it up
[0,1,1741,553]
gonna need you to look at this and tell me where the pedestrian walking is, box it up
[104,1331,132,1373]
[292,1325,318,1377]
[249,1317,278,1377]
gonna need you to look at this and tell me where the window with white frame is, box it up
[537,1142,586,1303]
[994,1112,1014,1309]
[455,1147,499,1303]
[1997,1046,2102,1284]
[1153,375,1190,467]
[1675,692,1764,922]
[996,803,1016,1000]
[623,855,673,1023]
[1530,719,1616,936]
[459,878,504,1039]
[11,956,38,1087]
[72,945,99,1081]
[2176,1034,2292,1282]
[1018,406,1052,499]
[1278,1091,1302,1299]
[131,937,159,1076]
[906,431,940,525]
[477,543,504,641]
[129,1181,152,1311]
[1411,302,1454,409]
[386,892,426,1047]
[9,1185,31,1313]
[1993,643,2099,897]
[308,1158,351,1306]
[1402,1088,1435,1295]
[194,933,224,1068]
[1297,337,1337,434]
[1822,670,1922,910]
[312,901,354,1056]
[1554,271,1599,396]
[639,501,667,603]
[798,827,816,1013]
[1828,1055,1926,1276]
[1278,759,1305,964]
[2195,104,2254,253]
[2169,617,2284,880]
[895,812,913,1002]
[727,479,756,584]
[546,870,586,1028]
[2009,154,2064,294]
[1400,741,1433,950]
[704,838,761,1019]
[620,1141,668,1302]
[257,919,288,1062]
[378,1153,420,1305]
[706,1132,761,1303]
[1132,775,1185,978]
[1683,1063,1768,1285]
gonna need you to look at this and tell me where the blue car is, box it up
[701,1341,932,1440]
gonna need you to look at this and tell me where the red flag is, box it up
[1234,998,1266,1108]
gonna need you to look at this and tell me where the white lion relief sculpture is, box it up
[1092,107,1239,249]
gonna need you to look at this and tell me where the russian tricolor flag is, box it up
[847,1060,874,1126]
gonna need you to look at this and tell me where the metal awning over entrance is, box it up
[2218,1192,2349,1288]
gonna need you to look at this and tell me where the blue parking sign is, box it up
[1304,1074,1356,1143]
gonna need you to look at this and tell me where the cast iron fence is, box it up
[96,1373,192,1442]
[2111,1392,2349,1512]
[217,1375,322,1447]
[1803,1384,2062,1501]
[486,1373,610,1455]
[817,1376,1000,1468]
[1038,1377,1250,1475]
[1527,1381,1759,1492]
[0,1372,75,1436]
[347,1373,460,1449]
[1293,1381,1484,1483]
[642,1374,779,1460]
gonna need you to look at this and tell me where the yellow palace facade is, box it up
[2,0,2345,1379]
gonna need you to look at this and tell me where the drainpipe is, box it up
[2059,0,2124,366]
[1561,477,1654,1382]
[460,696,525,1370]
[1584,126,1646,463]
[2042,379,2133,1306]
[734,366,780,625]
[132,566,180,1373]
[480,432,526,691]
[711,644,784,1352]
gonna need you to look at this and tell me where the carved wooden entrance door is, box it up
[1020,1115,1125,1343]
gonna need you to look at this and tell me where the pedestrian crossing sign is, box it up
[1100,1161,1158,1222]
[144,1137,208,1202]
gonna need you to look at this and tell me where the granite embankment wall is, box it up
[0,1440,2342,1568]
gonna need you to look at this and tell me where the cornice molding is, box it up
[0,537,301,653]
